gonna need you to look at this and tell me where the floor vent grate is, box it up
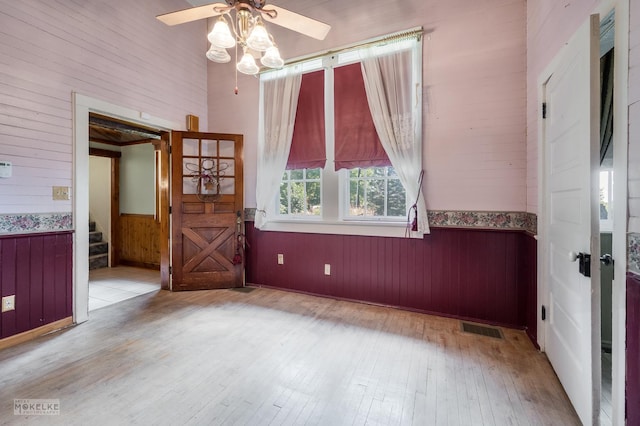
[461,322,503,339]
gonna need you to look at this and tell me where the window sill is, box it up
[258,219,421,238]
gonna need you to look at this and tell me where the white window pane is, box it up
[183,178,197,194]
[201,139,217,156]
[219,140,235,157]
[220,159,235,177]
[201,158,217,173]
[183,139,199,156]
[183,159,199,175]
[220,178,235,195]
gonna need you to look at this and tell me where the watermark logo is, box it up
[14,399,60,416]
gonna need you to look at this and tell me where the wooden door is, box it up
[170,132,244,290]
[541,14,600,425]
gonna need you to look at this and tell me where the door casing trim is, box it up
[72,93,180,323]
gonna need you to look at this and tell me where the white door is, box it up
[541,14,600,425]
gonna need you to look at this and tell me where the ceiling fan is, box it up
[157,1,331,41]
[157,1,330,81]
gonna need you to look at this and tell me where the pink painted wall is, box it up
[525,0,639,223]
[525,0,599,214]
[207,0,527,212]
[0,0,209,214]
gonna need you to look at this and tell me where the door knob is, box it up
[600,254,613,266]
[569,252,591,277]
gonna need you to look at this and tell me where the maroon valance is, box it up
[287,70,326,170]
[334,63,391,171]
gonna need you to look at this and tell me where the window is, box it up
[256,29,427,237]
[346,167,406,219]
[280,168,322,216]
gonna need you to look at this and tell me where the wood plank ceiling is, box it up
[89,113,161,149]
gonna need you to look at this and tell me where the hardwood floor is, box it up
[0,287,580,425]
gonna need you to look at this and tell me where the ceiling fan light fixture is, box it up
[208,17,235,49]
[157,1,332,93]
[206,44,231,63]
[236,50,260,75]
[260,45,284,69]
[246,19,273,52]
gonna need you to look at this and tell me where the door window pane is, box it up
[183,178,197,194]
[219,140,235,157]
[201,139,218,156]
[220,178,235,195]
[220,159,235,177]
[183,139,199,156]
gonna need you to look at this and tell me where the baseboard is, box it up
[0,317,74,351]
[526,327,540,350]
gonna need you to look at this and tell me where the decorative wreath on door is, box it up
[185,159,230,203]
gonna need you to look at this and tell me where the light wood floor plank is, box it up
[0,287,580,425]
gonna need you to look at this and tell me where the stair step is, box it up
[89,241,109,256]
[89,221,96,232]
[89,253,108,270]
[89,231,103,243]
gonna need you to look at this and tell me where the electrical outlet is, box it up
[2,295,15,312]
[277,254,284,265]
[324,264,331,275]
[52,186,69,200]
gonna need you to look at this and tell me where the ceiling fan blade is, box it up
[157,2,227,26]
[264,5,331,41]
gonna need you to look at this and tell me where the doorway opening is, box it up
[87,113,165,311]
[73,93,180,323]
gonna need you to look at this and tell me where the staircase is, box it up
[89,221,109,270]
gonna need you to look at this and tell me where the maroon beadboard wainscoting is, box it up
[628,272,640,425]
[245,223,537,336]
[0,232,73,339]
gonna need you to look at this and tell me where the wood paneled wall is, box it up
[245,224,537,333]
[521,232,538,346]
[0,232,72,339]
[627,273,640,425]
[118,214,160,269]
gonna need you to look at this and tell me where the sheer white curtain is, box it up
[255,69,302,229]
[360,47,429,234]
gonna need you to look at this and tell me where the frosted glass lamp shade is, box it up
[236,51,260,75]
[260,46,284,68]
[246,22,272,52]
[208,19,235,49]
[206,45,231,63]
